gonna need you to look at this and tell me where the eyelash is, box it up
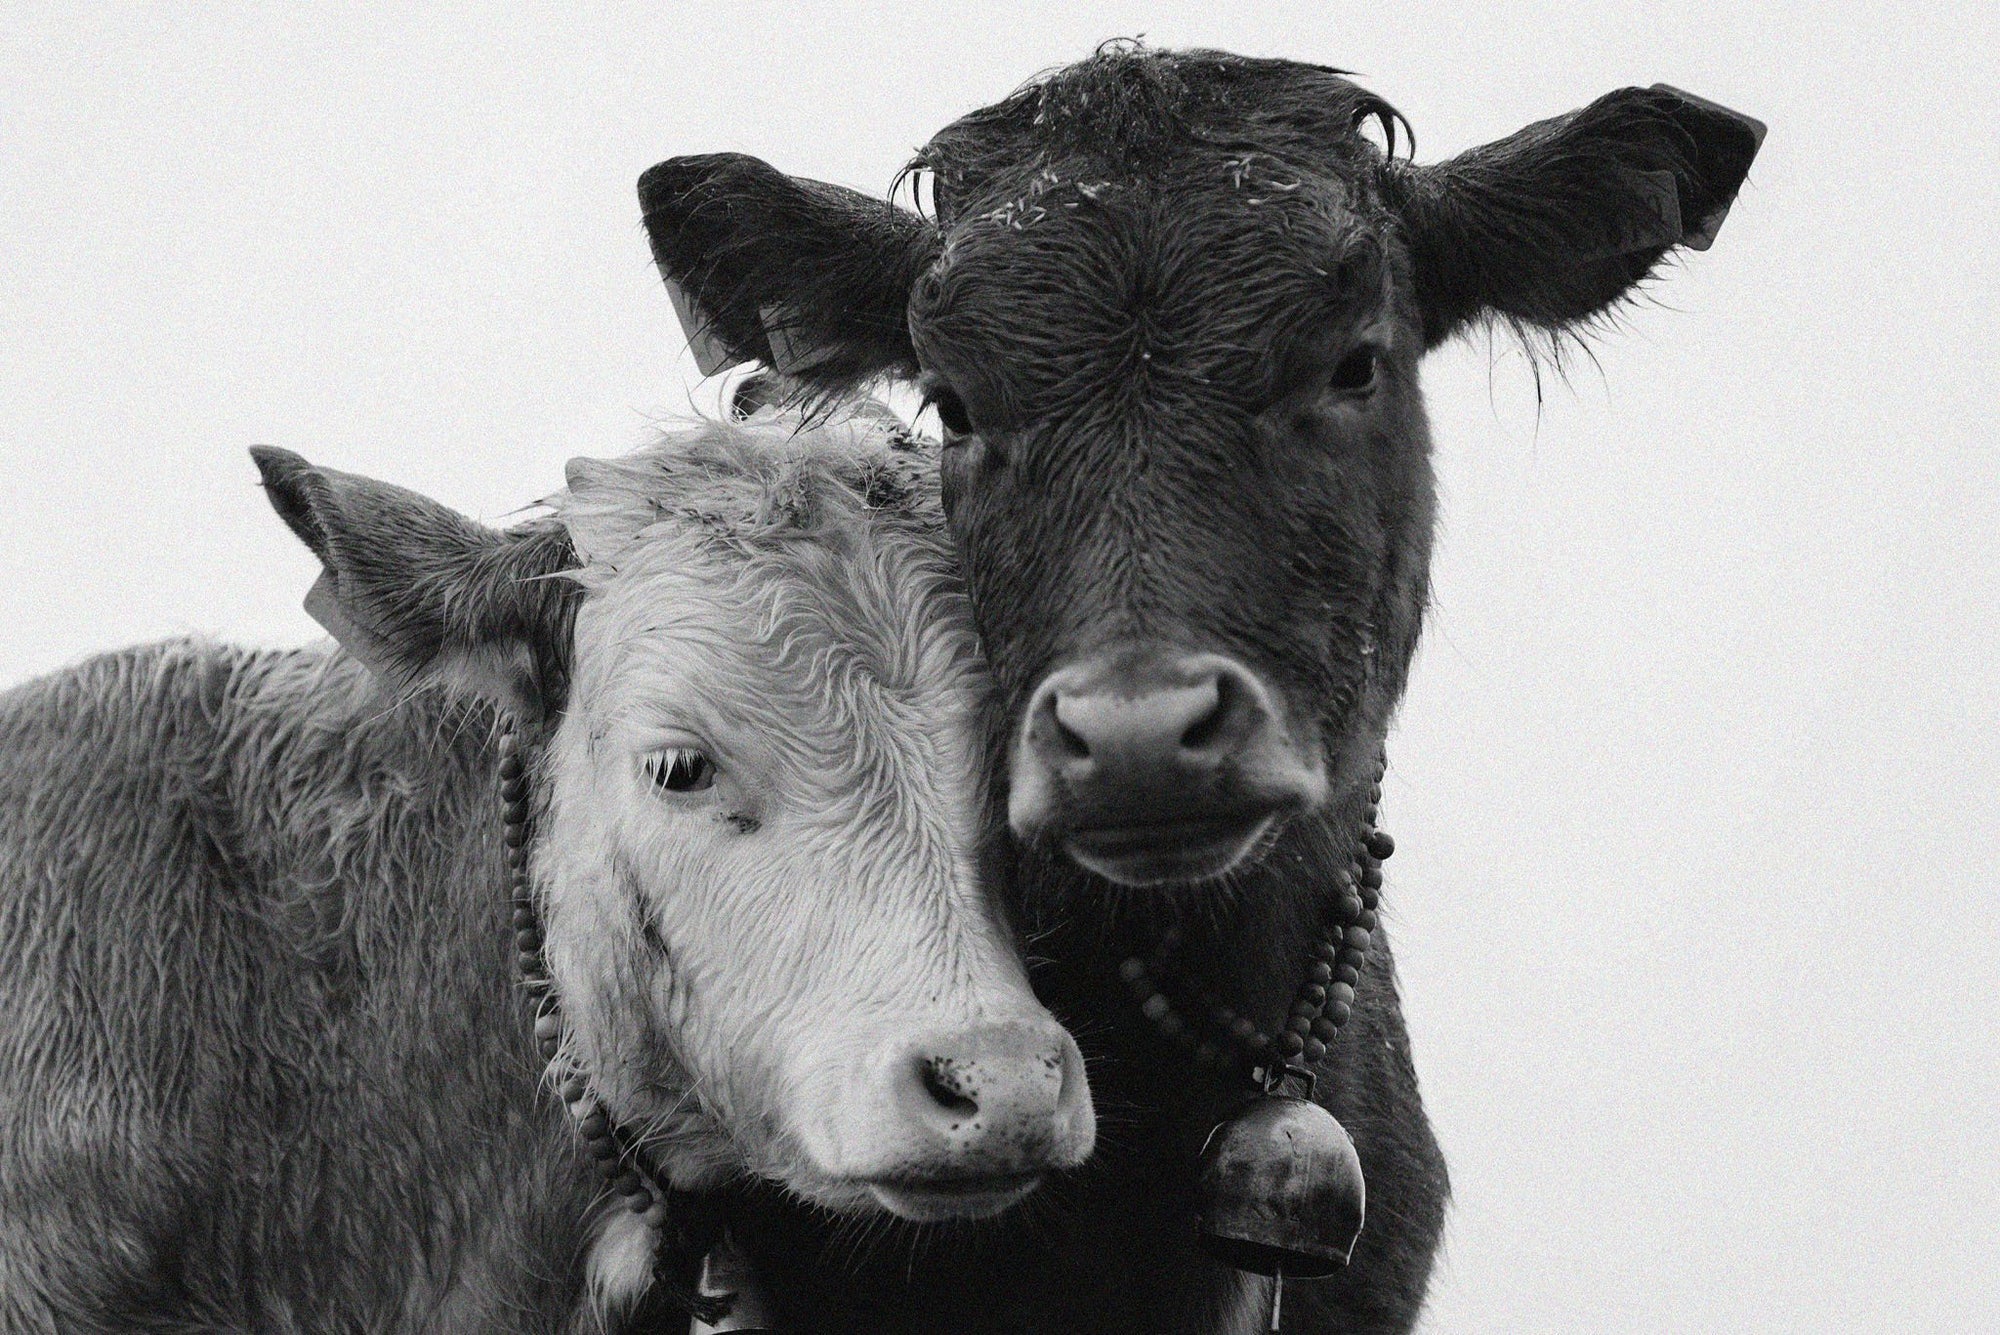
[641,748,716,794]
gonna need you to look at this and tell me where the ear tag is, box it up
[1650,85,1768,251]
[1577,168,1684,262]
[303,571,410,690]
[759,304,832,378]
[663,276,746,377]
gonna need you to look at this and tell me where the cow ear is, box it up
[251,447,577,720]
[1385,85,1765,349]
[638,153,941,394]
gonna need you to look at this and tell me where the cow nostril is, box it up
[1178,673,1235,751]
[918,1057,979,1117]
[1050,710,1091,760]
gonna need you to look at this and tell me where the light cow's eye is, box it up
[643,748,717,794]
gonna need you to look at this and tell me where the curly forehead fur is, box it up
[553,412,942,566]
[915,44,1407,224]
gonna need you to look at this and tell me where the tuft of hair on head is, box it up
[547,407,936,586]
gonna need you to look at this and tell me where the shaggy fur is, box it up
[633,44,1762,1334]
[0,412,1059,1331]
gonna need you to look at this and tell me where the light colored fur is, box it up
[0,411,1033,1330]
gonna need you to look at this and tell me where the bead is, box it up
[1337,894,1363,921]
[1314,939,1341,963]
[1360,866,1383,889]
[1355,909,1379,932]
[1366,830,1395,860]
[1370,783,1382,802]
[590,1137,621,1163]
[1277,1032,1305,1057]
[1337,964,1362,987]
[1156,1011,1185,1038]
[1291,996,1320,1019]
[578,1109,610,1139]
[516,927,543,952]
[537,1035,561,1060]
[1329,982,1357,1009]
[1359,885,1381,910]
[559,1075,588,1102]
[1344,926,1372,953]
[1232,1018,1261,1043]
[1300,984,1327,1008]
[1195,1042,1223,1065]
[504,824,528,849]
[1303,1037,1327,1063]
[1326,1001,1352,1027]
[1308,961,1333,985]
[1141,993,1171,1022]
[1119,957,1146,983]
[512,904,536,929]
[533,1012,561,1041]
[1311,1017,1338,1042]
[640,1198,669,1229]
[1286,1015,1313,1037]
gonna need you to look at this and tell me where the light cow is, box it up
[0,414,1092,1331]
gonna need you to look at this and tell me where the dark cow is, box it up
[639,45,1761,1333]
[0,414,1093,1331]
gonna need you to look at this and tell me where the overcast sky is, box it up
[3,3,1994,1331]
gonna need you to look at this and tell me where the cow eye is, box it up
[925,387,974,436]
[643,748,717,794]
[1329,346,1381,395]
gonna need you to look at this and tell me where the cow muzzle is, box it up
[1009,648,1328,885]
[808,1015,1095,1223]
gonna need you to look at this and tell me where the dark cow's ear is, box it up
[251,447,577,719]
[638,153,941,393]
[1384,85,1765,349]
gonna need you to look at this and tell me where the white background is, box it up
[3,4,1994,1330]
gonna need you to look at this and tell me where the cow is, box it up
[0,412,1094,1332]
[638,43,1763,1333]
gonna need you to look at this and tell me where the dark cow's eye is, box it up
[926,387,974,436]
[643,748,716,794]
[1329,346,1381,396]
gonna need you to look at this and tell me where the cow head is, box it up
[252,415,1094,1223]
[639,48,1762,887]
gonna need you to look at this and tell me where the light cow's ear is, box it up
[251,447,577,719]
[637,153,941,393]
[1384,85,1766,348]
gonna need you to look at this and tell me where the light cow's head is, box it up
[639,47,1763,888]
[254,414,1093,1223]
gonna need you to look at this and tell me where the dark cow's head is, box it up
[639,47,1763,887]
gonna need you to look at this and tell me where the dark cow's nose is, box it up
[1040,661,1260,778]
[1009,649,1327,884]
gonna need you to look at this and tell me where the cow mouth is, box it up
[1063,811,1278,886]
[863,1170,1045,1222]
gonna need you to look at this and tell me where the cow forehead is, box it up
[911,183,1395,418]
[547,420,982,754]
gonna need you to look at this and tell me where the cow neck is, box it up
[494,717,744,1330]
[1116,750,1392,1087]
